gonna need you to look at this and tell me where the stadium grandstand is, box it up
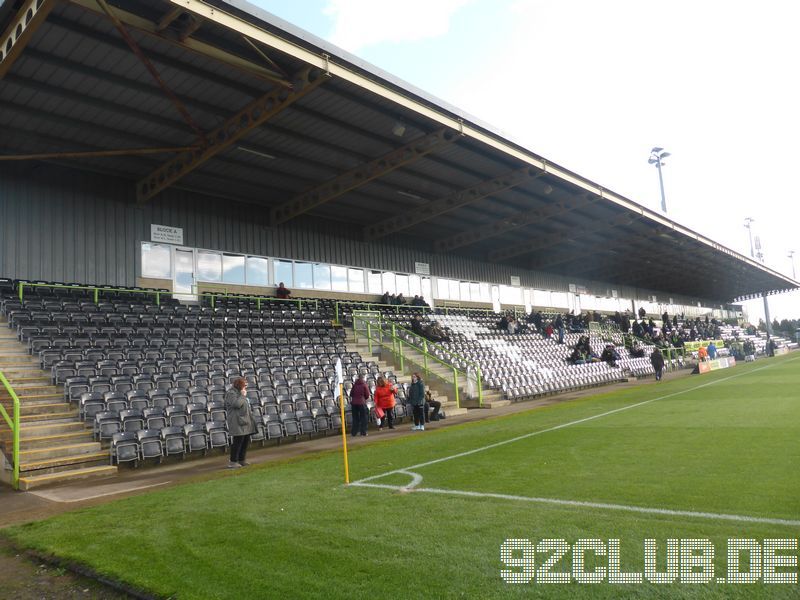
[0,0,798,497]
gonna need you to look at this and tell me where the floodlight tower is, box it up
[648,147,670,213]
[789,250,796,280]
[744,217,755,258]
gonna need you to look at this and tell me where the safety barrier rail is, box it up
[0,371,20,490]
[18,282,171,305]
[199,292,318,311]
[334,301,431,325]
[352,313,482,408]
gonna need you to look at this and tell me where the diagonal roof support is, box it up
[365,165,544,241]
[137,65,325,203]
[95,0,204,140]
[434,193,591,253]
[0,0,57,80]
[270,128,457,226]
[489,211,640,262]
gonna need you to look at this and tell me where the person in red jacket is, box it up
[349,375,370,437]
[373,376,397,430]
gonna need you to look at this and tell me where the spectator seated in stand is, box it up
[276,282,291,299]
[424,389,441,422]
[630,342,645,358]
[498,315,509,332]
[381,291,390,305]
[600,344,620,368]
[396,293,406,305]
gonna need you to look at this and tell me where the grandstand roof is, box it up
[1,0,796,303]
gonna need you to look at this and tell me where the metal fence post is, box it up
[453,367,460,409]
[367,322,373,354]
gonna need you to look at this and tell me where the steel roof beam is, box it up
[435,192,591,253]
[364,165,543,241]
[136,65,326,203]
[67,0,290,87]
[0,0,57,80]
[489,210,640,262]
[270,128,457,226]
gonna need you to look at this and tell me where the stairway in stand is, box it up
[345,329,509,417]
[0,318,117,490]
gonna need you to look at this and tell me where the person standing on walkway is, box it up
[650,348,665,381]
[225,377,256,468]
[349,375,370,436]
[373,376,397,430]
[407,372,426,431]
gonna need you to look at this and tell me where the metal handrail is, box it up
[0,371,20,490]
[334,301,431,325]
[353,316,482,408]
[18,282,170,305]
[199,292,318,311]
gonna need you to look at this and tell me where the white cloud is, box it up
[323,0,472,52]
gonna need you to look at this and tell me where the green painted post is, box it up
[18,283,24,303]
[453,367,460,409]
[93,288,99,304]
[155,292,161,306]
[423,340,429,374]
[257,298,261,311]
[334,303,340,325]
[367,322,373,354]
[211,295,216,309]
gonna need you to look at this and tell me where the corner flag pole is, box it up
[336,359,350,484]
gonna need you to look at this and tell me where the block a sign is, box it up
[151,224,183,245]
[414,262,431,275]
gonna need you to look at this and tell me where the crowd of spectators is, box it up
[410,316,450,343]
[380,292,429,307]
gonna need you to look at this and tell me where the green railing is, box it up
[334,301,431,325]
[0,371,20,490]
[200,292,318,311]
[352,314,482,408]
[18,282,170,305]
[624,334,687,365]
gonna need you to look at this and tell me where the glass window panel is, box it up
[395,274,409,296]
[436,278,449,299]
[368,270,383,294]
[382,272,396,295]
[409,275,421,296]
[313,263,331,290]
[421,277,432,304]
[348,268,365,293]
[141,243,171,278]
[480,283,491,302]
[222,254,245,284]
[246,257,268,286]
[196,251,221,282]
[499,285,522,305]
[274,260,293,287]
[331,266,348,291]
[449,279,460,301]
[470,282,480,301]
[295,262,313,289]
[460,281,470,301]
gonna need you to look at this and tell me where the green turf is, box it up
[4,354,800,599]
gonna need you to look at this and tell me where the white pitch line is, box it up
[349,482,800,528]
[355,355,799,485]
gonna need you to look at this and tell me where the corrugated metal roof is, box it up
[0,0,795,301]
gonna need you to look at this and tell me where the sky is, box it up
[252,0,799,322]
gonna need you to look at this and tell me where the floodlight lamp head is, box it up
[651,147,664,153]
[660,152,671,159]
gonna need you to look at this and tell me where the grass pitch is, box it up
[4,354,800,599]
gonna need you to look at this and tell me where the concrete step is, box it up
[18,465,118,491]
[17,402,73,416]
[17,430,95,450]
[19,441,102,462]
[3,376,53,387]
[17,420,86,439]
[0,356,37,366]
[19,451,110,476]
[18,409,78,423]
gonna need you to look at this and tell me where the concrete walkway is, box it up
[0,371,689,528]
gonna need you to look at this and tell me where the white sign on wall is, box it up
[151,224,183,245]
[414,262,430,275]
[510,275,521,286]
